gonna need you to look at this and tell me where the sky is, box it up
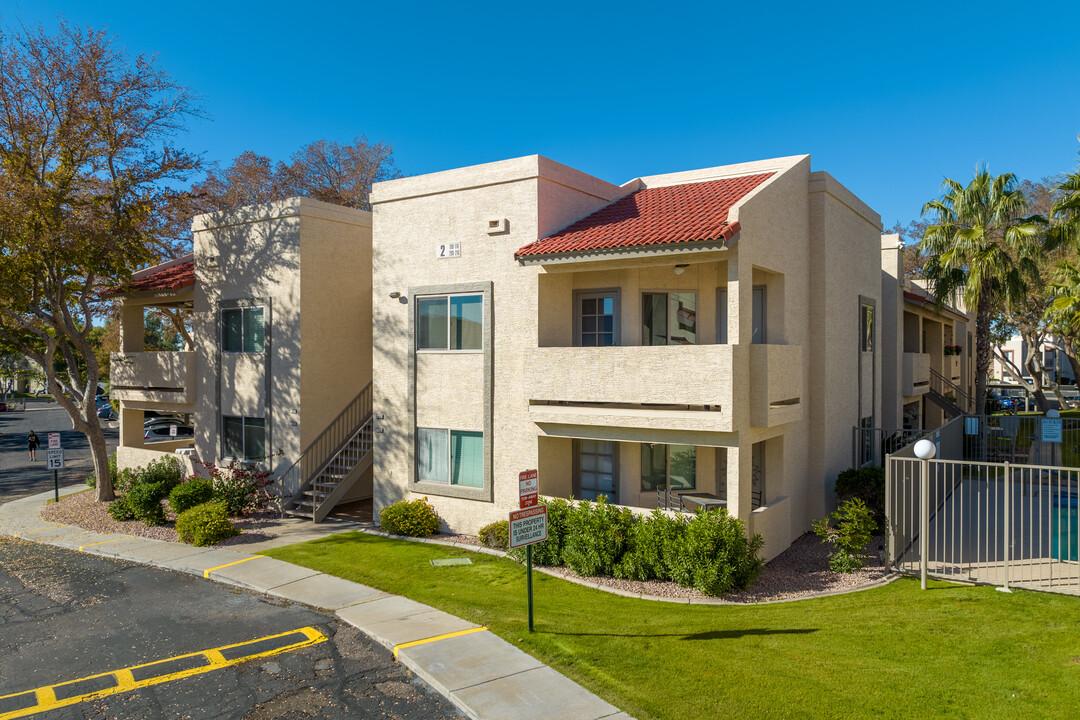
[5,1,1080,234]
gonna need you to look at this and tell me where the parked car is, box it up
[144,420,194,442]
[97,405,118,420]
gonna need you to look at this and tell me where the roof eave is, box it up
[516,225,740,266]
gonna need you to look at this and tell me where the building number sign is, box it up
[436,242,461,259]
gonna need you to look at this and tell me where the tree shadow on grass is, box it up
[546,628,818,640]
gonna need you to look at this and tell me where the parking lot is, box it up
[0,401,119,505]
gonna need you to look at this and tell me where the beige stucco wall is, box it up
[191,198,372,479]
[299,206,373,448]
[806,169,883,535]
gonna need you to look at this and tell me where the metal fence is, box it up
[887,434,1080,595]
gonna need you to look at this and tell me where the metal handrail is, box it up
[929,367,975,414]
[277,382,373,496]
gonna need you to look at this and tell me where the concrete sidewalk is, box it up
[0,487,630,720]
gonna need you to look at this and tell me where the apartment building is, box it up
[370,154,882,559]
[110,198,375,518]
[881,234,975,433]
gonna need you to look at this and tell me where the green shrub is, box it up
[206,460,276,516]
[169,479,214,516]
[175,502,240,546]
[380,498,440,537]
[509,497,571,566]
[478,520,509,550]
[667,509,764,595]
[834,466,886,530]
[614,509,688,581]
[139,456,184,492]
[126,481,170,525]
[813,498,875,572]
[562,497,634,577]
[85,475,96,488]
[107,496,134,521]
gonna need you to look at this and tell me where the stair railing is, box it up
[277,383,373,498]
[929,368,975,414]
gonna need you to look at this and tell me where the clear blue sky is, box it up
[7,1,1080,232]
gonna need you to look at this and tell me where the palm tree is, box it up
[919,168,1043,415]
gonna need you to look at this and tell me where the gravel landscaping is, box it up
[41,489,281,546]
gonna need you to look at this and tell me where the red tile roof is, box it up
[903,289,968,322]
[516,173,774,259]
[105,254,195,295]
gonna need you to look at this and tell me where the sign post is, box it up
[509,503,548,632]
[47,444,64,502]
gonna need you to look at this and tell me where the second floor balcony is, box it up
[110,351,195,406]
[903,352,930,397]
[524,343,802,432]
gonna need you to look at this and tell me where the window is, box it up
[574,439,617,501]
[576,292,618,346]
[861,303,874,353]
[417,294,482,350]
[222,307,265,352]
[416,428,483,487]
[640,443,696,492]
[222,416,265,460]
[643,293,697,345]
[752,287,767,345]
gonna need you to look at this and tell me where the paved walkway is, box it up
[0,486,630,720]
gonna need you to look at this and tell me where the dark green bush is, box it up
[107,496,134,521]
[562,497,634,577]
[140,456,184,492]
[509,497,571,566]
[614,509,688,581]
[478,520,509,550]
[175,502,240,546]
[380,498,441,537]
[813,498,875,572]
[169,479,214,516]
[126,481,169,526]
[834,466,885,530]
[668,509,764,595]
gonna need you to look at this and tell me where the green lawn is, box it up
[264,532,1080,719]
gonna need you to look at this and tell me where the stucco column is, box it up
[120,301,145,353]
[120,406,145,448]
[726,444,752,527]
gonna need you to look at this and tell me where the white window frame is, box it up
[221,306,266,354]
[415,293,484,353]
[416,427,484,487]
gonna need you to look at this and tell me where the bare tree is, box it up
[0,19,201,500]
[193,136,401,212]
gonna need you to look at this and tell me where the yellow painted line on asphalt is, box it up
[393,626,488,659]
[78,536,136,552]
[203,555,264,579]
[0,627,326,720]
[13,525,67,537]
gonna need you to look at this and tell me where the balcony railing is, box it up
[903,352,930,396]
[524,343,803,431]
[110,351,194,405]
[749,344,803,427]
